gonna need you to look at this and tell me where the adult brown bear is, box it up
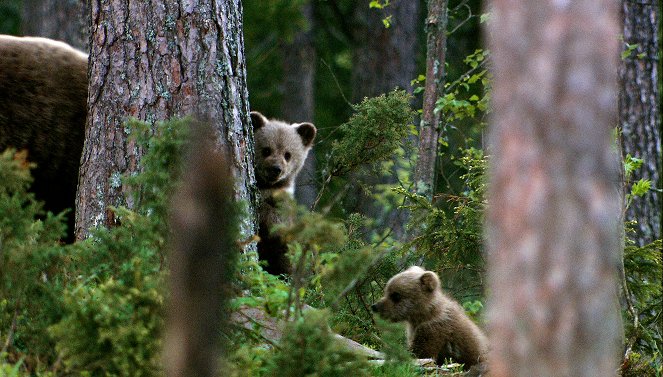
[0,35,88,241]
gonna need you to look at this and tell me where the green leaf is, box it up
[621,43,639,60]
[382,15,392,28]
[631,179,651,197]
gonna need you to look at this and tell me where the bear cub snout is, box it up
[372,266,488,368]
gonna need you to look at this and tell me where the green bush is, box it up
[264,309,371,377]
[0,150,68,365]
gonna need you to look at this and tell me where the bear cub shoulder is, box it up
[251,111,316,275]
[371,266,488,368]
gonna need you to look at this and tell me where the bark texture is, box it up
[414,0,448,197]
[22,0,88,50]
[619,0,661,246]
[281,2,317,208]
[76,0,256,240]
[485,0,624,376]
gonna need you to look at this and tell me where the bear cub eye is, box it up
[389,292,401,303]
[284,151,292,161]
[262,147,272,157]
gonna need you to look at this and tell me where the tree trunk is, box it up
[75,0,256,241]
[414,0,448,198]
[281,2,317,209]
[485,0,623,375]
[22,0,88,50]
[351,0,419,100]
[619,0,661,246]
[349,0,420,237]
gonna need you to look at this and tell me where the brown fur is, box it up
[371,266,488,367]
[0,35,88,241]
[252,111,316,275]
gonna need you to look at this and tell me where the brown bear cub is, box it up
[251,111,316,275]
[371,266,488,368]
[0,35,88,242]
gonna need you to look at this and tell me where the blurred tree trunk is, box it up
[282,2,317,209]
[75,0,257,241]
[351,0,419,99]
[166,124,238,377]
[414,0,447,198]
[22,0,88,50]
[485,0,623,375]
[350,0,420,237]
[619,0,661,246]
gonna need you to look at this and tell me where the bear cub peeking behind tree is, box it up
[251,111,316,276]
[372,266,488,369]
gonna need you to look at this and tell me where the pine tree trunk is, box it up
[282,2,317,209]
[22,0,88,50]
[485,0,624,375]
[414,0,447,198]
[619,0,661,246]
[75,0,256,240]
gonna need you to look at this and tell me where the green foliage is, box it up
[621,150,662,376]
[49,271,164,376]
[327,90,415,177]
[0,356,24,377]
[369,0,391,9]
[623,239,663,376]
[621,42,642,60]
[0,118,194,375]
[434,49,490,149]
[397,148,486,271]
[373,317,411,365]
[264,309,371,377]
[0,150,68,364]
[47,119,192,376]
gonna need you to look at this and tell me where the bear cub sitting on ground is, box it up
[251,111,316,275]
[371,266,488,368]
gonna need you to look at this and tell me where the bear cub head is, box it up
[251,111,316,196]
[371,266,442,323]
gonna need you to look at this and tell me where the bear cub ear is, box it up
[296,122,316,147]
[251,111,268,130]
[420,271,439,293]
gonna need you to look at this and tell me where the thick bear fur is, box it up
[251,111,316,275]
[0,35,88,241]
[371,266,488,368]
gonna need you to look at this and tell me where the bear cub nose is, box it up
[370,303,378,312]
[266,166,282,180]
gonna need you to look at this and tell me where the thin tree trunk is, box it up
[22,0,88,50]
[282,2,317,209]
[414,0,448,198]
[619,0,661,246]
[485,0,623,375]
[75,0,256,241]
